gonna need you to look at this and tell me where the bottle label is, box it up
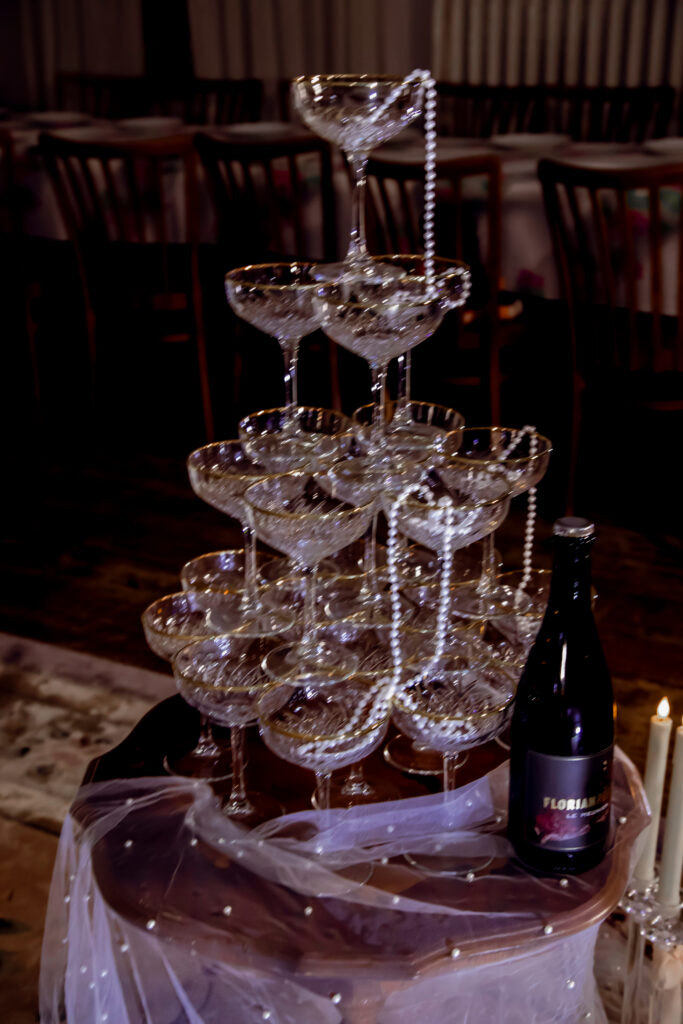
[523,747,612,852]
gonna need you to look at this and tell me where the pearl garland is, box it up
[362,68,437,291]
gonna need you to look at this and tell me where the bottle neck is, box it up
[547,536,594,612]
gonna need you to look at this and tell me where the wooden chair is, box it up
[194,131,340,413]
[39,132,214,440]
[539,157,683,512]
[55,72,147,119]
[151,78,263,125]
[365,152,507,422]
[435,83,674,143]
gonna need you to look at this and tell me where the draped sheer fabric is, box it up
[40,750,647,1023]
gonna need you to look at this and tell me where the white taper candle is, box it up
[634,698,673,882]
[658,716,683,906]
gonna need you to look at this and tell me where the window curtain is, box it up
[187,0,434,116]
[431,0,683,90]
[1,0,144,109]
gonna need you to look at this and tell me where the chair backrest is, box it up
[194,131,337,266]
[436,83,674,142]
[39,132,199,250]
[55,72,147,119]
[151,78,263,125]
[539,157,683,376]
[365,152,502,313]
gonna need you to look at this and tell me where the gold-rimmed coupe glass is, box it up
[291,75,426,279]
[314,256,471,444]
[245,471,375,683]
[186,439,295,635]
[173,634,284,825]
[258,674,390,810]
[436,428,552,619]
[393,652,516,874]
[225,263,328,431]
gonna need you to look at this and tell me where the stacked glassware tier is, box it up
[138,70,554,827]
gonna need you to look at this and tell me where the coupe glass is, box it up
[317,449,427,627]
[238,406,352,473]
[291,74,425,279]
[186,440,295,634]
[351,398,464,470]
[225,263,326,434]
[181,549,275,606]
[315,256,470,442]
[245,472,374,683]
[173,635,283,825]
[258,674,390,811]
[381,474,511,561]
[393,653,516,873]
[436,428,552,619]
[141,590,243,777]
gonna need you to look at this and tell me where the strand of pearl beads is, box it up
[363,69,437,293]
[493,425,539,598]
[291,480,458,758]
[386,479,458,711]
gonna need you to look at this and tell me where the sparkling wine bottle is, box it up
[508,517,614,874]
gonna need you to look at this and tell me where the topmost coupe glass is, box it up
[291,74,425,279]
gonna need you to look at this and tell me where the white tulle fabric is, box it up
[40,749,647,1024]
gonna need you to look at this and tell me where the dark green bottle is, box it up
[508,517,614,874]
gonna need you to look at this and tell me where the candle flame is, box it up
[657,697,670,719]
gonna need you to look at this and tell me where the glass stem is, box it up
[227,726,250,811]
[315,771,331,811]
[300,563,319,650]
[341,763,372,798]
[369,363,389,436]
[359,512,379,602]
[396,351,412,410]
[280,337,300,423]
[195,715,219,757]
[443,753,460,792]
[346,149,370,263]
[241,520,261,612]
[476,532,497,597]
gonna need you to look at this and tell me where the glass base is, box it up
[263,639,359,684]
[163,747,233,780]
[325,589,402,629]
[383,734,444,776]
[450,581,534,621]
[404,849,494,877]
[219,789,284,827]
[313,772,400,809]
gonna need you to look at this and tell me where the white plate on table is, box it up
[372,140,494,164]
[50,124,124,142]
[218,121,311,139]
[27,110,92,129]
[643,137,683,156]
[489,132,571,152]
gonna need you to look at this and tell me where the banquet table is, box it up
[6,113,683,311]
[39,694,649,1024]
